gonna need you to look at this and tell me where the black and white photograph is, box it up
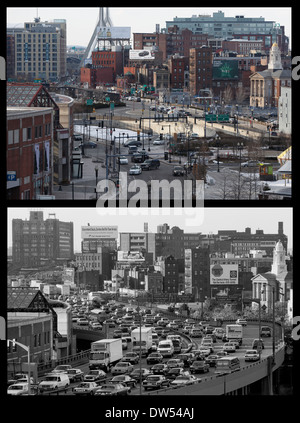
[6,207,293,397]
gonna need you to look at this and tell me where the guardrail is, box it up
[37,349,91,377]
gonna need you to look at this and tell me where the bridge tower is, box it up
[80,7,113,67]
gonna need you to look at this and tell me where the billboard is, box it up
[117,251,145,262]
[98,27,131,39]
[212,60,239,79]
[129,49,155,60]
[81,226,118,240]
[210,264,239,285]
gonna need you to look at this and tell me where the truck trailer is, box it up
[89,339,122,372]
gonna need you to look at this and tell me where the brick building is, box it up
[7,107,53,200]
[189,46,213,96]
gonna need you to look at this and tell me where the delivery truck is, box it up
[225,324,243,345]
[89,339,122,372]
[131,327,152,357]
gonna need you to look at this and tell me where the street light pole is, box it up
[7,339,31,395]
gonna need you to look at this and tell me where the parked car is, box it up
[142,375,170,391]
[244,350,260,362]
[94,383,130,396]
[173,166,185,176]
[190,360,209,374]
[129,164,142,175]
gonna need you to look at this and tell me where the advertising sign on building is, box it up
[81,226,118,240]
[117,251,145,262]
[210,264,239,285]
[129,50,155,60]
[212,60,239,79]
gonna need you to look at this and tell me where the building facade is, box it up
[7,107,53,200]
[12,211,74,268]
[189,46,213,96]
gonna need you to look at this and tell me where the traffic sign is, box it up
[7,171,16,181]
[86,99,93,106]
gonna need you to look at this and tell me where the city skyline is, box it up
[7,207,293,253]
[6,7,292,47]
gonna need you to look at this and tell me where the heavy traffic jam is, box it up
[7,299,271,396]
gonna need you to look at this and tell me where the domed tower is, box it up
[268,42,283,71]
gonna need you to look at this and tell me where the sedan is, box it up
[111,362,134,376]
[166,359,184,369]
[122,352,139,365]
[94,383,130,396]
[142,375,170,391]
[129,165,142,175]
[110,375,136,388]
[244,350,260,362]
[195,347,211,357]
[223,343,236,353]
[66,368,84,382]
[204,355,220,367]
[117,156,128,165]
[130,368,151,382]
[166,368,186,381]
[240,161,258,168]
[190,360,209,373]
[170,374,198,386]
[73,381,100,395]
[89,322,102,330]
[147,352,164,365]
[84,370,107,383]
[173,166,185,176]
[81,141,97,149]
[150,363,169,376]
[153,139,164,145]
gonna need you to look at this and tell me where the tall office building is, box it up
[7,18,67,81]
[12,211,74,268]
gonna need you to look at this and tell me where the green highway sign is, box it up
[205,114,229,122]
[205,114,217,122]
[86,99,93,106]
[218,114,230,122]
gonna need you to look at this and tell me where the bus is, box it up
[215,357,241,374]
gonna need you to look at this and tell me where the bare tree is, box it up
[223,85,233,104]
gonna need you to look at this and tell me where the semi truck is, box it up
[131,327,153,357]
[89,339,123,372]
[225,324,243,345]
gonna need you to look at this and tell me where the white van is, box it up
[215,357,240,374]
[39,373,70,392]
[7,382,29,396]
[157,340,174,358]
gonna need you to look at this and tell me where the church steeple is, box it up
[268,42,283,71]
[271,240,287,275]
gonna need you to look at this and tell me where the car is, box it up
[83,369,107,383]
[182,325,193,334]
[117,156,128,165]
[204,355,220,367]
[89,321,102,330]
[142,375,170,390]
[150,105,157,111]
[190,329,203,338]
[173,166,185,176]
[153,139,164,145]
[260,326,272,337]
[196,346,211,357]
[244,350,260,362]
[39,373,70,392]
[201,340,214,353]
[94,383,130,396]
[7,382,30,396]
[138,50,150,57]
[81,141,97,149]
[166,358,185,369]
[110,375,136,388]
[122,352,139,365]
[51,364,73,374]
[150,363,169,376]
[111,362,134,376]
[131,153,148,163]
[140,159,160,170]
[73,381,101,395]
[113,329,123,338]
[223,342,236,353]
[236,318,247,326]
[76,318,89,326]
[176,353,195,367]
[147,352,164,365]
[166,367,187,380]
[229,339,240,349]
[66,368,84,382]
[130,368,151,382]
[190,360,209,373]
[129,164,142,175]
[252,338,265,350]
[151,342,158,351]
[124,139,142,147]
[204,333,217,343]
[215,351,228,358]
[213,328,225,339]
[240,160,258,168]
[170,374,198,386]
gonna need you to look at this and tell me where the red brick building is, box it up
[189,46,213,96]
[7,107,53,200]
[168,55,189,90]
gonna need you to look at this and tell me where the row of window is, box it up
[7,124,51,145]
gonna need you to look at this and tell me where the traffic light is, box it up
[164,152,168,160]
